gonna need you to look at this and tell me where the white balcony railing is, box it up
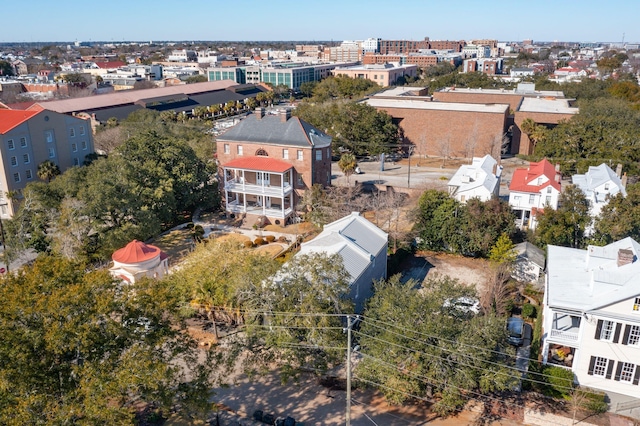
[225,179,293,197]
[227,202,293,219]
[550,329,579,343]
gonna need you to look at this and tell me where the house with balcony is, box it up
[542,238,640,401]
[216,108,332,225]
[572,163,627,219]
[447,154,502,203]
[508,159,561,230]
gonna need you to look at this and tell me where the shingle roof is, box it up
[217,113,332,148]
[0,109,40,133]
[222,156,293,173]
[509,159,561,193]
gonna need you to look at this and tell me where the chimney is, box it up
[617,249,634,267]
[281,108,291,122]
[615,163,623,178]
[621,172,627,189]
[255,107,265,119]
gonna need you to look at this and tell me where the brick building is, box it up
[216,109,332,224]
[364,88,509,159]
[331,64,418,87]
[378,38,465,54]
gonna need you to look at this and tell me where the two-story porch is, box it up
[222,157,295,224]
[543,308,582,369]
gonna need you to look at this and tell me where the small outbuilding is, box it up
[109,240,169,283]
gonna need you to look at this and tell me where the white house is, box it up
[513,241,545,284]
[572,163,627,219]
[109,240,169,284]
[299,212,388,313]
[542,238,640,402]
[508,159,561,230]
[448,154,502,203]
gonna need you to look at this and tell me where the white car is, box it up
[443,297,481,315]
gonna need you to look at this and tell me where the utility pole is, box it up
[346,315,353,426]
[407,146,415,188]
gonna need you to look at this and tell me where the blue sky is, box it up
[3,0,639,43]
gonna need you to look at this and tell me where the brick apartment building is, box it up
[216,109,331,224]
[378,38,465,54]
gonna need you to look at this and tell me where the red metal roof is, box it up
[0,109,40,134]
[223,156,293,173]
[94,61,126,69]
[112,240,165,264]
[509,158,561,193]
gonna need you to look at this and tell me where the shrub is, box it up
[504,298,515,314]
[243,240,254,248]
[266,235,276,243]
[544,365,575,398]
[581,388,608,413]
[254,237,265,245]
[522,303,537,319]
[277,236,288,243]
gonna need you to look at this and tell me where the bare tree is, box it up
[480,263,512,315]
[436,135,451,167]
[93,126,124,154]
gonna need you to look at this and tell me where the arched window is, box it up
[255,149,268,156]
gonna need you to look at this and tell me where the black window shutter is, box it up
[588,356,596,375]
[594,319,603,340]
[614,361,623,381]
[622,324,631,345]
[633,366,640,385]
[613,322,622,343]
[606,359,615,379]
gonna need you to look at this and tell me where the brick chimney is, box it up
[281,108,291,122]
[617,249,634,267]
[255,107,265,119]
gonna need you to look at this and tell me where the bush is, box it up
[581,388,608,413]
[266,235,276,243]
[504,298,515,314]
[544,365,575,398]
[254,237,265,245]
[277,236,288,243]
[522,303,537,319]
[244,240,254,248]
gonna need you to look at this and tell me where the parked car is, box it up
[443,297,481,315]
[507,317,525,346]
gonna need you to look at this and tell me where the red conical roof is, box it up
[112,240,162,264]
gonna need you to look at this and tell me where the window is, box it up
[546,196,552,204]
[600,320,615,341]
[316,150,322,161]
[10,156,17,167]
[81,141,87,150]
[48,147,56,158]
[529,194,535,204]
[255,148,268,156]
[20,137,27,148]
[634,297,640,311]
[80,126,85,136]
[628,325,640,346]
[71,143,77,152]
[547,187,552,194]
[23,154,29,164]
[513,195,521,203]
[536,177,542,185]
[618,362,636,382]
[297,150,303,160]
[604,183,610,191]
[73,158,79,166]
[13,172,20,183]
[237,145,243,155]
[283,149,289,159]
[25,169,32,179]
[7,139,14,150]
[592,356,608,377]
[223,144,230,154]
[297,174,303,187]
[70,128,75,137]
[45,131,53,143]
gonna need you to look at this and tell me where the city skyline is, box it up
[3,0,639,44]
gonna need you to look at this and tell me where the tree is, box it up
[0,60,14,76]
[300,81,318,98]
[356,275,516,415]
[337,153,357,185]
[520,118,549,155]
[133,80,156,90]
[592,183,640,244]
[185,74,208,84]
[37,160,61,182]
[488,232,517,264]
[535,185,591,249]
[245,97,258,110]
[0,256,214,424]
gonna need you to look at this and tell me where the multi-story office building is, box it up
[0,109,95,217]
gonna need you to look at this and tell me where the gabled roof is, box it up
[217,113,332,148]
[112,240,165,264]
[547,237,640,312]
[223,156,293,173]
[448,154,499,194]
[515,242,545,268]
[299,212,388,283]
[94,61,126,69]
[0,109,40,134]
[509,158,560,193]
[572,163,627,201]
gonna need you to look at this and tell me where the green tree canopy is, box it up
[0,256,214,424]
[535,185,591,249]
[592,183,640,245]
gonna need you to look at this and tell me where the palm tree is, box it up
[37,160,61,183]
[338,153,357,185]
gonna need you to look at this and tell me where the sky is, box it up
[2,0,639,44]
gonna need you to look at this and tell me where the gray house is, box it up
[299,212,388,313]
[513,242,545,285]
